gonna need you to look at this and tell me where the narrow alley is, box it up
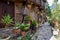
[32,22,53,40]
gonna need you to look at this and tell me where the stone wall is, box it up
[14,0,46,23]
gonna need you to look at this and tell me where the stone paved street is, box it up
[32,22,53,40]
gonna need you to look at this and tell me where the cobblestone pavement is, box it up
[32,22,53,40]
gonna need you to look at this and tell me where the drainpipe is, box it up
[22,15,26,23]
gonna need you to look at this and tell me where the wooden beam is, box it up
[27,0,40,7]
[1,0,26,2]
[8,0,25,1]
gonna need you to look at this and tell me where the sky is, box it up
[47,0,60,6]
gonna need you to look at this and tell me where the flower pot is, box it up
[12,29,20,36]
[17,29,21,33]
[21,31,26,36]
[12,29,17,35]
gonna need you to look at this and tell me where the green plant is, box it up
[47,1,60,25]
[25,16,31,21]
[25,24,30,27]
[21,33,32,40]
[20,23,26,31]
[32,20,37,26]
[1,14,13,28]
[48,13,60,25]
[25,24,30,30]
[20,23,30,31]
[13,22,20,29]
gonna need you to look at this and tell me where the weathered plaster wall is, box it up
[15,3,23,23]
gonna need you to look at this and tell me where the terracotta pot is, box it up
[21,31,26,36]
[12,29,18,36]
[17,29,21,33]
[12,29,21,35]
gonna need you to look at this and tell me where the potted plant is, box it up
[32,20,37,26]
[20,23,26,36]
[25,24,30,31]
[1,14,13,29]
[12,22,21,36]
[30,20,37,33]
[20,23,30,36]
[25,16,31,24]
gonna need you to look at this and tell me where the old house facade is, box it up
[0,0,47,27]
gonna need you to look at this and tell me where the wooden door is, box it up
[3,1,14,18]
[0,2,3,20]
[0,1,14,28]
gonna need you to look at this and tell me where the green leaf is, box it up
[1,14,13,26]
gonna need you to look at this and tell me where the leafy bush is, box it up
[48,13,60,24]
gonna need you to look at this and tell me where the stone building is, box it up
[0,0,47,27]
